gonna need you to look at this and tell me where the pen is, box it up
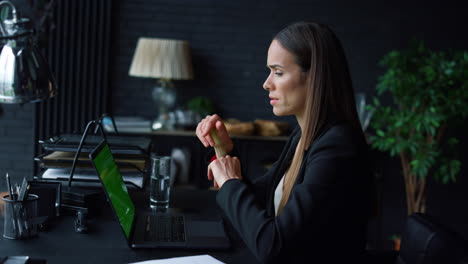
[15,183,20,199]
[18,178,30,202]
[6,173,19,236]
[6,173,14,200]
[14,202,24,236]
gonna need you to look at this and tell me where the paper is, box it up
[41,151,147,171]
[41,168,144,188]
[129,255,224,264]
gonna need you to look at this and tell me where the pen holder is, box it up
[2,194,39,239]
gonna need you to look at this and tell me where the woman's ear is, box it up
[301,70,312,87]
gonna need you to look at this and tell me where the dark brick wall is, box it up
[0,104,35,189]
[109,0,468,121]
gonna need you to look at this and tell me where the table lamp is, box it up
[129,37,194,130]
[0,0,57,104]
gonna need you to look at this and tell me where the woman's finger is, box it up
[208,163,219,189]
[199,117,216,146]
[201,116,214,135]
[233,157,242,179]
[216,120,229,138]
[207,163,213,181]
[196,120,210,147]
[202,114,221,136]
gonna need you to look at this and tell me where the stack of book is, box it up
[35,134,152,189]
[102,116,152,133]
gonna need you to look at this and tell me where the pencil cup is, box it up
[149,155,172,209]
[2,194,39,239]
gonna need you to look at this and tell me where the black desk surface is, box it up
[0,188,258,264]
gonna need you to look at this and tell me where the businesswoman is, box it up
[196,21,371,263]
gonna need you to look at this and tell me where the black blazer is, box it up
[216,121,372,263]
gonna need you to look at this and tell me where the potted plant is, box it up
[186,96,216,118]
[368,40,468,215]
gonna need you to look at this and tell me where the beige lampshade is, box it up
[129,38,194,80]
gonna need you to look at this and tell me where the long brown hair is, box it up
[276,22,362,214]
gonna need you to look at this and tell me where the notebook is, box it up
[89,139,230,249]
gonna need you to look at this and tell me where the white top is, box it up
[274,174,285,216]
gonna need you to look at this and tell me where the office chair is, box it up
[396,213,468,264]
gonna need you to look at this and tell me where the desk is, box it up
[0,188,258,264]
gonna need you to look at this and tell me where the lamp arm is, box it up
[0,1,17,36]
[0,0,19,38]
[0,1,18,21]
[96,119,109,142]
[68,120,97,187]
[67,120,108,187]
[0,22,5,36]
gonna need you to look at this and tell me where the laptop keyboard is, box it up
[144,215,186,242]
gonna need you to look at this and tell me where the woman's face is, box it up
[263,40,308,118]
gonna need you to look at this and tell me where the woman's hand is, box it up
[208,155,242,188]
[196,114,233,154]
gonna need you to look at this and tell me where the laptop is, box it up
[89,139,230,249]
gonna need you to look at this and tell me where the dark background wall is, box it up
[0,0,467,251]
[0,104,35,183]
[110,0,468,121]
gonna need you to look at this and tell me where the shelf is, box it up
[118,129,289,141]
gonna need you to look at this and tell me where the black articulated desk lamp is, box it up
[0,0,57,104]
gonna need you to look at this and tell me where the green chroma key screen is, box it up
[93,142,135,239]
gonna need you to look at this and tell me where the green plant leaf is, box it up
[442,176,449,184]
[186,96,215,116]
[376,130,385,137]
[371,39,466,186]
[448,137,459,145]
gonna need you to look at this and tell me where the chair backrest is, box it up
[396,213,468,264]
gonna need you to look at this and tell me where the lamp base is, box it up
[151,112,174,130]
[61,186,103,216]
[152,81,176,130]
